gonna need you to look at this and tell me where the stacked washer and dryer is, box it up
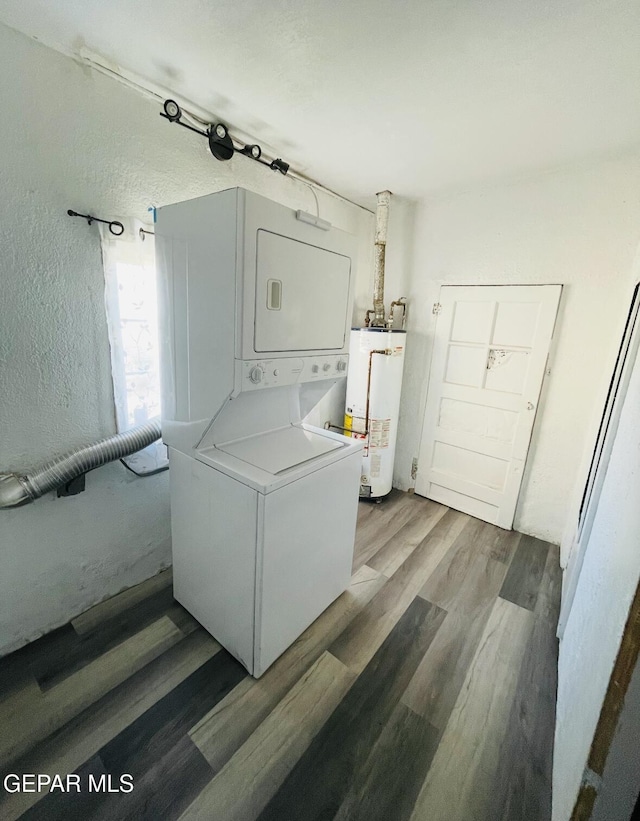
[156,188,363,677]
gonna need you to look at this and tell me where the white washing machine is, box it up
[156,188,363,677]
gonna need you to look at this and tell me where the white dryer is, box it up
[156,188,363,677]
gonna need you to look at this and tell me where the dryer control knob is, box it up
[249,365,264,384]
[337,359,347,372]
[323,363,331,372]
[311,364,319,374]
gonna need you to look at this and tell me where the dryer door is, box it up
[254,230,351,353]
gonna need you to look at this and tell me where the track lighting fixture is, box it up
[159,99,289,176]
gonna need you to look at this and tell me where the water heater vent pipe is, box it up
[371,190,391,327]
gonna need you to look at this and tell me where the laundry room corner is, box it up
[2,4,640,819]
[0,21,373,657]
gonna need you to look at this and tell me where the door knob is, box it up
[527,402,535,411]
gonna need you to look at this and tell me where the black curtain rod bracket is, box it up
[67,209,124,236]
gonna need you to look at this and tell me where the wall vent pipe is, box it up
[0,419,162,508]
[371,190,391,327]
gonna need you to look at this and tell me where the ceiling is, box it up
[2,0,640,205]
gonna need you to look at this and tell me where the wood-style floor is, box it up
[0,491,560,820]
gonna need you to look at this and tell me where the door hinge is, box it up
[411,458,418,480]
[432,302,442,316]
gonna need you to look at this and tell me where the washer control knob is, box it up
[273,369,280,376]
[337,359,347,372]
[311,364,319,374]
[249,365,264,384]
[323,363,331,372]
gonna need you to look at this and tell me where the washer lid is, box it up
[217,425,344,475]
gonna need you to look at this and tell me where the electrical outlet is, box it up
[411,458,418,480]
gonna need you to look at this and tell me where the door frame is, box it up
[558,280,640,638]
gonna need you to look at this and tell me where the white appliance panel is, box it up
[169,449,257,672]
[217,426,344,474]
[255,450,361,676]
[156,188,238,450]
[254,230,351,353]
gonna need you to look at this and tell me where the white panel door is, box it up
[415,284,561,529]
[254,230,351,352]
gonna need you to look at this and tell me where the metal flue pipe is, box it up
[371,190,391,327]
[0,419,162,508]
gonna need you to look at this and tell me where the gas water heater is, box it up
[344,191,407,499]
[345,328,406,497]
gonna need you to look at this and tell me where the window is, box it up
[100,220,168,474]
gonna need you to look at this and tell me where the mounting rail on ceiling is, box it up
[160,99,290,175]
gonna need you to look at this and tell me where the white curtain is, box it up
[100,219,168,474]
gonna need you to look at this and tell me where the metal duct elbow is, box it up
[372,190,391,327]
[0,419,162,508]
[0,474,32,508]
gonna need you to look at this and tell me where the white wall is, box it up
[0,23,372,657]
[393,153,640,542]
[553,333,640,820]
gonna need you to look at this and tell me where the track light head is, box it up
[241,144,262,160]
[208,123,234,161]
[163,99,182,122]
[213,123,228,140]
[270,158,290,175]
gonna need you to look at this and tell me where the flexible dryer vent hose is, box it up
[0,419,162,508]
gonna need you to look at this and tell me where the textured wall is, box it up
[392,153,640,542]
[0,23,372,656]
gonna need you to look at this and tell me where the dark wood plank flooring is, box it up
[0,490,561,820]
